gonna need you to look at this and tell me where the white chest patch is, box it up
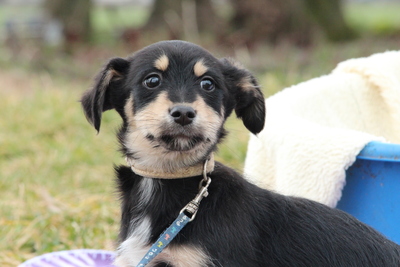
[136,178,155,210]
[115,229,211,267]
[115,216,152,266]
[114,177,211,266]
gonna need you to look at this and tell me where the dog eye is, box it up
[143,74,161,89]
[200,78,215,91]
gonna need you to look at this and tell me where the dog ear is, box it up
[221,58,266,135]
[81,57,130,132]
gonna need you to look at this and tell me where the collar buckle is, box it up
[180,159,212,221]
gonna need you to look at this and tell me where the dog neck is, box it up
[125,153,215,179]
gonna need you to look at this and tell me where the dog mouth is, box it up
[158,134,205,151]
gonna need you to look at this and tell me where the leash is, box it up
[136,160,212,267]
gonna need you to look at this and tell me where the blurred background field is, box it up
[1,0,400,265]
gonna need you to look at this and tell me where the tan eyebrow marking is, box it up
[193,59,208,77]
[154,54,169,71]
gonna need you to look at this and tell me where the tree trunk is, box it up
[230,0,313,47]
[142,0,223,41]
[195,0,223,34]
[229,0,356,47]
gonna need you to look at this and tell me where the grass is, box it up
[1,2,400,266]
[0,71,121,265]
[345,1,400,36]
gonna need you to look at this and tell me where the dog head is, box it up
[81,41,265,171]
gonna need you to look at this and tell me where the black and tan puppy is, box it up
[81,40,400,267]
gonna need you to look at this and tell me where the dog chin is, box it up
[160,134,204,152]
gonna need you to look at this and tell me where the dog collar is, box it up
[125,153,215,179]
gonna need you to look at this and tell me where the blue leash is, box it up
[136,213,191,267]
[136,161,212,267]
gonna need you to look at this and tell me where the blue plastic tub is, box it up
[337,141,400,244]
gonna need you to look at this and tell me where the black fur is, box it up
[82,57,130,132]
[116,163,400,266]
[82,41,400,266]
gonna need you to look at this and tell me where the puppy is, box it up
[81,40,400,267]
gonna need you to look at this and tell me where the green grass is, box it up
[345,2,400,35]
[0,72,121,264]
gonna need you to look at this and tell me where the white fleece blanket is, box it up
[244,51,400,208]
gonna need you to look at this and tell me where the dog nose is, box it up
[170,105,196,126]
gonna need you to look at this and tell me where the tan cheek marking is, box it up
[134,92,173,134]
[137,92,172,120]
[192,97,223,128]
[124,92,172,158]
[154,54,169,71]
[194,59,208,77]
[124,95,135,126]
[220,105,225,118]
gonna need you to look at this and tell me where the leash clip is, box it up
[180,159,212,221]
